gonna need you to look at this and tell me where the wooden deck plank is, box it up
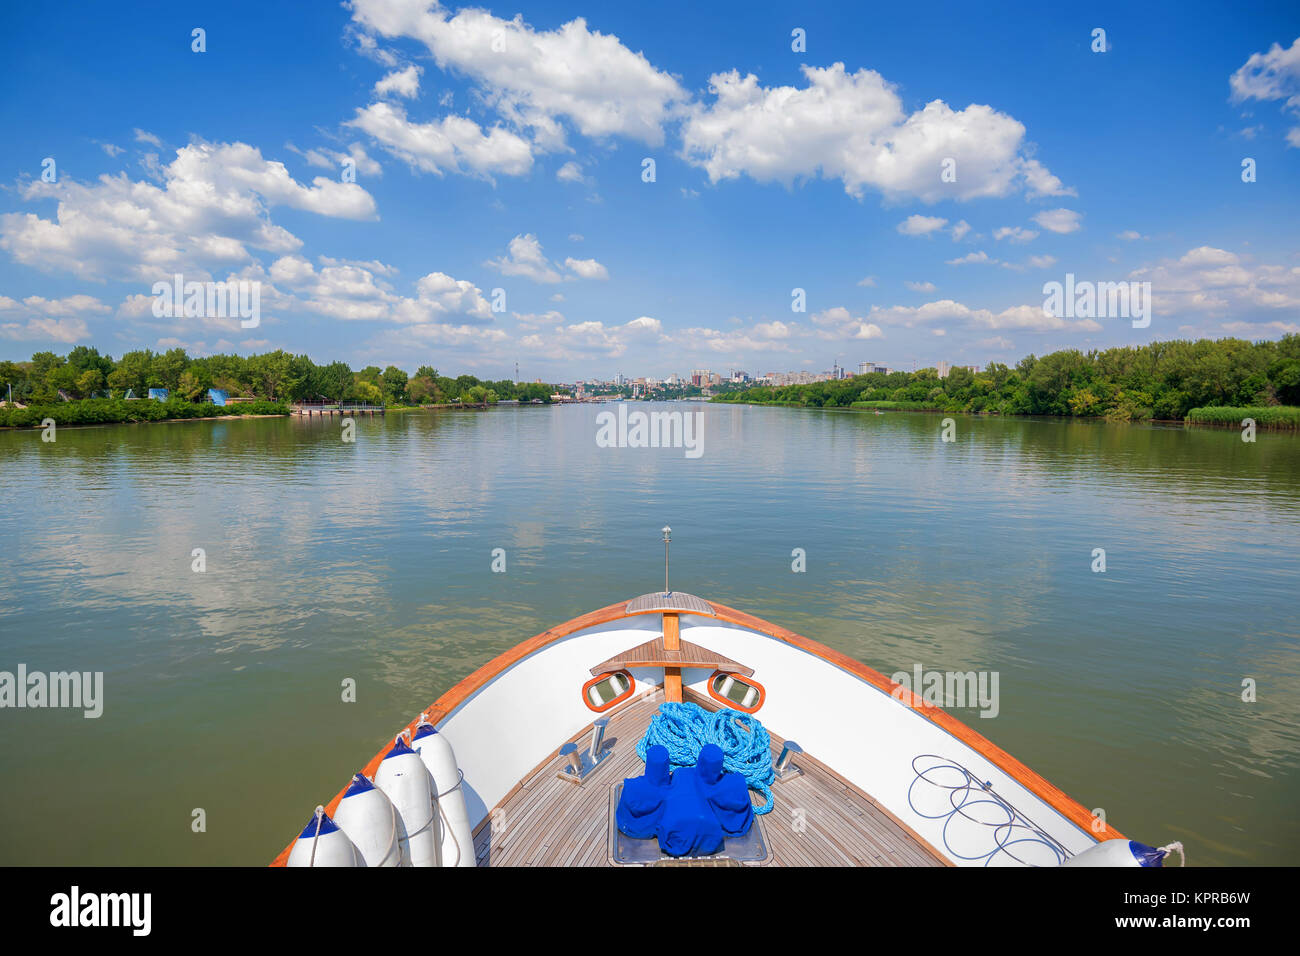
[476,689,946,867]
[590,635,754,678]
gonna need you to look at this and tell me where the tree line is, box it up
[0,347,561,406]
[712,336,1300,422]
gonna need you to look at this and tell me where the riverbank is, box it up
[714,397,1300,430]
[0,397,289,429]
[713,338,1300,426]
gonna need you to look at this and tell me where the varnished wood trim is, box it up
[271,596,1118,866]
[660,613,681,702]
[662,613,680,651]
[582,670,635,713]
[705,670,766,714]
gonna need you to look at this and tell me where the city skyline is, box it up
[2,1,1299,380]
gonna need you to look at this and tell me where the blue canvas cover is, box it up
[657,765,724,857]
[693,743,755,836]
[615,744,673,838]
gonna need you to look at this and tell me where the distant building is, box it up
[858,361,890,375]
[147,388,169,401]
[937,361,952,379]
[207,389,228,406]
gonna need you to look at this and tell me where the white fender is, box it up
[286,807,361,867]
[1062,839,1171,867]
[334,773,409,867]
[413,718,476,867]
[373,734,440,867]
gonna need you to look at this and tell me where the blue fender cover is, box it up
[657,765,725,857]
[693,743,755,836]
[616,744,674,838]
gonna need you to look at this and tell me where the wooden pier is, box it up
[290,402,385,418]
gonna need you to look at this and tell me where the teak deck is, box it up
[472,688,947,867]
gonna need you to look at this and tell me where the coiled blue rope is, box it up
[636,701,775,815]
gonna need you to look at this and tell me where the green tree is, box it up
[381,365,408,405]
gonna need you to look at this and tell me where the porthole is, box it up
[707,671,765,713]
[583,670,634,712]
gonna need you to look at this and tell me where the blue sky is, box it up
[1,0,1298,380]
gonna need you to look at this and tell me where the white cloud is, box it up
[348,101,533,178]
[810,306,884,340]
[857,275,878,287]
[486,233,562,283]
[898,214,948,237]
[1032,208,1082,234]
[293,142,383,178]
[1130,245,1300,327]
[374,64,422,98]
[1117,229,1147,241]
[626,316,662,333]
[1230,37,1300,144]
[0,141,378,282]
[869,298,1101,333]
[556,161,586,184]
[259,253,493,327]
[516,314,670,361]
[0,294,107,344]
[349,1,687,149]
[993,226,1038,243]
[134,128,162,147]
[681,63,1073,202]
[564,257,609,280]
[905,280,937,292]
[946,251,995,265]
[16,294,110,317]
[514,310,566,328]
[0,316,89,343]
[950,220,971,241]
[486,235,609,283]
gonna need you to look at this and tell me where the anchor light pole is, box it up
[662,526,671,595]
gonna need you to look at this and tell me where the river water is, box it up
[0,403,1296,865]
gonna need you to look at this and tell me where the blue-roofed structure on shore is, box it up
[148,388,169,401]
[207,389,228,406]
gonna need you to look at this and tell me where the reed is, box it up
[1185,405,1300,428]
